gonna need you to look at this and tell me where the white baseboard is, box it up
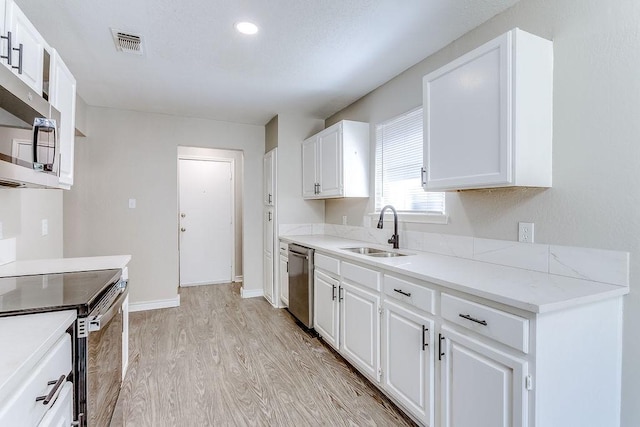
[128,295,181,312]
[240,287,263,299]
[180,279,229,287]
[234,275,243,283]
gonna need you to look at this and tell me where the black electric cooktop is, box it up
[0,269,121,317]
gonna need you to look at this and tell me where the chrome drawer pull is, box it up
[459,313,488,326]
[393,288,411,297]
[36,374,65,405]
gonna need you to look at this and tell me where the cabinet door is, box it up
[263,208,274,304]
[50,51,76,188]
[313,270,339,350]
[37,381,74,427]
[301,137,317,198]
[6,0,45,93]
[264,150,274,205]
[340,280,380,381]
[423,33,510,190]
[317,125,343,197]
[263,252,273,304]
[279,255,289,306]
[383,300,434,426]
[440,327,528,427]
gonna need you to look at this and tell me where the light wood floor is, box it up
[111,283,415,426]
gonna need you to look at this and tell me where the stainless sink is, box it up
[341,247,408,257]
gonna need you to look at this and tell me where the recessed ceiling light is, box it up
[235,21,259,35]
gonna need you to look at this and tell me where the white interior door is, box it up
[179,158,233,286]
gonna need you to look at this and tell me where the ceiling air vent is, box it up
[111,29,144,55]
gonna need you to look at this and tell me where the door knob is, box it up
[181,227,186,232]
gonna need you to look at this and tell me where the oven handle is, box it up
[88,287,128,332]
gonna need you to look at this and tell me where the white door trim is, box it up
[177,155,235,286]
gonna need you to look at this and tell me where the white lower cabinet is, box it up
[339,279,380,382]
[37,381,73,427]
[279,252,289,306]
[383,299,434,426]
[313,269,340,350]
[440,326,528,427]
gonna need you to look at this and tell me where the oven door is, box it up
[86,288,126,427]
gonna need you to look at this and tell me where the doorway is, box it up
[178,156,234,286]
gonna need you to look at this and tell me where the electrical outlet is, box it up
[518,222,534,243]
[342,215,347,225]
[41,219,48,236]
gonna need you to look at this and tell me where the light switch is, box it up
[41,219,48,236]
[129,199,136,209]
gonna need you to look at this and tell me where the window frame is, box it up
[372,106,448,225]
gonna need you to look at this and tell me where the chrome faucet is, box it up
[377,205,399,249]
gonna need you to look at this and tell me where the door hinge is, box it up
[525,374,533,391]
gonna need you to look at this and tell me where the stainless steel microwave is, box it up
[0,62,60,188]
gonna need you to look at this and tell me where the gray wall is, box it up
[325,0,640,424]
[0,189,63,259]
[64,106,264,304]
[275,114,325,225]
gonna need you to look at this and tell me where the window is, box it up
[375,107,445,214]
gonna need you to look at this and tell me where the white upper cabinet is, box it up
[422,28,553,191]
[302,120,369,199]
[50,50,76,188]
[5,0,47,94]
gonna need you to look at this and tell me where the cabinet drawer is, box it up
[315,253,340,276]
[383,275,436,315]
[441,293,529,353]
[0,333,72,426]
[342,262,380,291]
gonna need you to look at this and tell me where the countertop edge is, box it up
[0,255,132,278]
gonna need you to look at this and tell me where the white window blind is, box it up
[375,107,445,213]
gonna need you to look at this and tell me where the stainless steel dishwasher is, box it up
[287,243,314,329]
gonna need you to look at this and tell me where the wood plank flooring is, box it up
[111,283,415,426]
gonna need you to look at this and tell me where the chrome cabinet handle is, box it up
[421,167,427,187]
[12,43,22,74]
[393,288,411,297]
[36,375,65,405]
[422,325,428,350]
[181,227,186,232]
[338,286,344,302]
[0,31,12,65]
[181,213,186,218]
[268,211,272,221]
[459,313,488,326]
[438,334,445,360]
[332,284,336,301]
[268,193,272,204]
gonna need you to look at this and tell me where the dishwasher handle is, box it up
[289,251,309,260]
[89,287,128,332]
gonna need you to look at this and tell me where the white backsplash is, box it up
[279,223,629,287]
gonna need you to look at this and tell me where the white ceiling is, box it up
[15,0,519,126]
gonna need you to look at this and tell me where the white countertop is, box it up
[281,235,628,313]
[0,310,76,403]
[0,255,131,278]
